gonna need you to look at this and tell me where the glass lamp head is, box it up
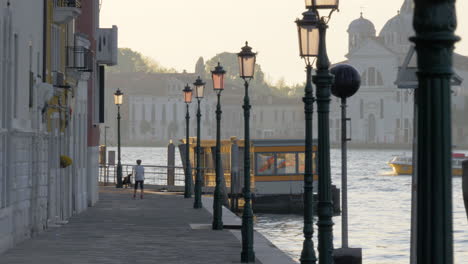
[211,62,226,92]
[114,89,123,105]
[193,76,206,99]
[296,9,320,58]
[183,84,193,103]
[237,41,257,79]
[305,0,339,10]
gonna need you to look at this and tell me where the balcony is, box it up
[96,26,118,66]
[66,46,94,72]
[54,0,82,24]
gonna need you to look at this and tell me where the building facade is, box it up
[104,70,306,147]
[0,0,118,254]
[330,0,468,146]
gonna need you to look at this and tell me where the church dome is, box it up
[347,13,376,36]
[379,12,413,38]
[379,0,414,40]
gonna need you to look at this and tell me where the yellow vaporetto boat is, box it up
[387,153,467,176]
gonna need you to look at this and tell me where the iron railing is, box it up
[56,0,82,8]
[66,46,94,72]
[98,164,234,188]
[99,164,186,186]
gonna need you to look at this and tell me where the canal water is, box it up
[108,146,468,263]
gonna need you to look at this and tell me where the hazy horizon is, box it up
[100,0,468,86]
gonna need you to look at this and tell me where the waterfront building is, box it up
[0,0,118,253]
[104,70,305,146]
[330,0,468,146]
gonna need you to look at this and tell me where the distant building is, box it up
[104,71,305,146]
[331,0,468,146]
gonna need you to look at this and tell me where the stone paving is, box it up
[0,187,259,264]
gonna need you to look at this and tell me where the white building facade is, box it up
[329,0,468,146]
[0,0,117,254]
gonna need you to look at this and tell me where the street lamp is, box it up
[183,84,193,198]
[297,1,338,263]
[238,41,256,263]
[114,89,124,188]
[311,3,338,264]
[295,8,320,264]
[410,0,459,262]
[211,62,226,230]
[305,0,339,10]
[193,76,205,209]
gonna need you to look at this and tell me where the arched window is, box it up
[368,67,376,85]
[361,71,367,86]
[361,67,384,86]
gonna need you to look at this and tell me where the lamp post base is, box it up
[333,248,362,264]
[116,164,123,188]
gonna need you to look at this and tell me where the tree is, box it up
[107,48,177,74]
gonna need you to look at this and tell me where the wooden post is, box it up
[463,160,468,221]
[230,141,240,212]
[167,141,175,186]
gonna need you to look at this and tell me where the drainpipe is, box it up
[42,0,47,82]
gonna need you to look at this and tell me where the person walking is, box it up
[133,160,145,199]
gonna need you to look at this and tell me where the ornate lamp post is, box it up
[238,42,257,263]
[211,63,226,230]
[410,0,459,262]
[300,1,339,263]
[183,84,193,198]
[295,7,320,264]
[193,76,205,209]
[114,89,124,188]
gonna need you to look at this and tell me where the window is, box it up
[361,71,367,86]
[360,99,364,119]
[298,152,316,174]
[377,72,383,85]
[51,25,61,72]
[292,111,296,121]
[260,111,263,123]
[368,67,375,86]
[404,92,409,103]
[396,118,401,129]
[282,110,285,122]
[336,119,340,142]
[274,110,278,122]
[29,42,33,108]
[162,104,166,124]
[362,67,383,86]
[151,105,155,121]
[256,153,275,175]
[13,34,18,118]
[173,104,177,121]
[276,153,297,174]
[142,104,146,121]
[380,99,384,119]
[396,91,401,103]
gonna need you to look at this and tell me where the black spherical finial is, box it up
[330,64,361,98]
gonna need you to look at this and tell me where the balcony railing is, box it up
[54,0,82,23]
[56,0,82,8]
[66,46,94,72]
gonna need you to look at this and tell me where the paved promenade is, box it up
[0,187,296,264]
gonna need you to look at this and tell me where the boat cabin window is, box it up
[256,152,316,176]
[277,153,297,174]
[256,153,275,175]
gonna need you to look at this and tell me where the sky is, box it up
[100,0,468,86]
